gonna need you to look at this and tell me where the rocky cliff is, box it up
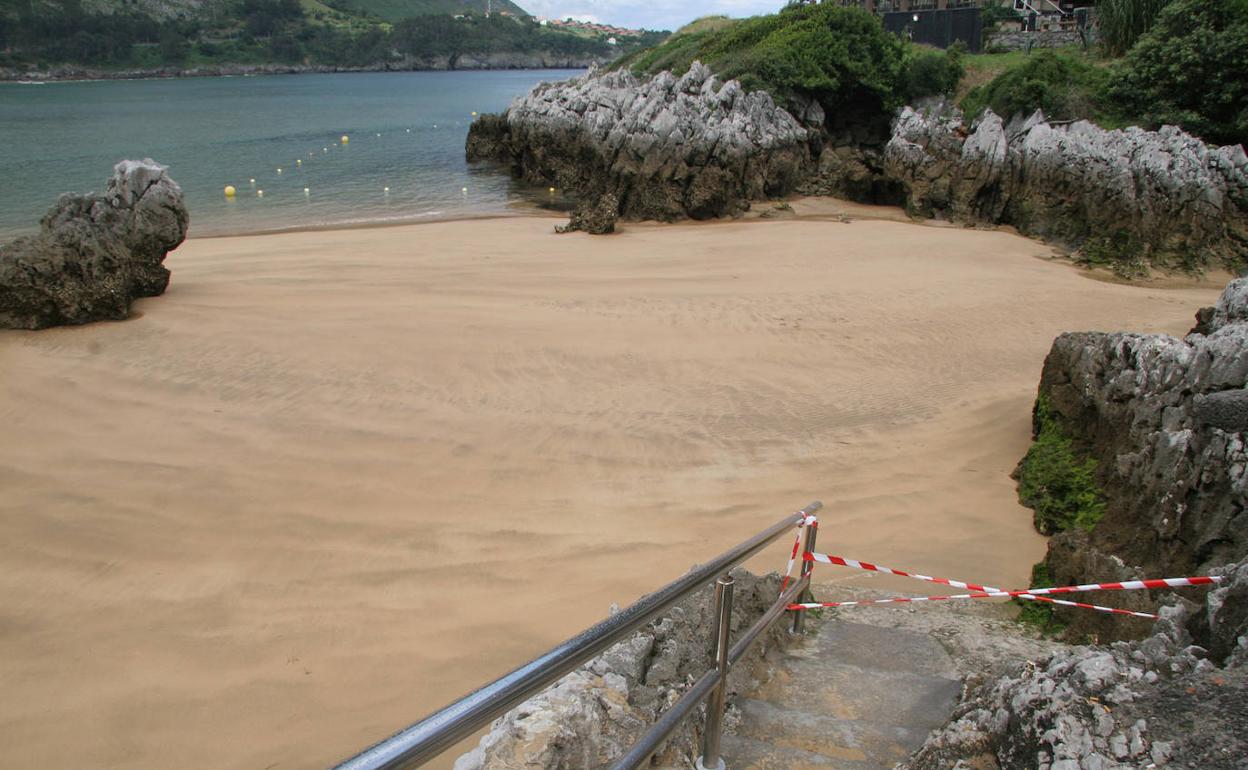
[1020,278,1248,641]
[0,159,188,330]
[453,570,792,769]
[884,103,1248,271]
[465,62,811,231]
[901,560,1248,770]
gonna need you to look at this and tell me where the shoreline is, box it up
[183,196,1226,291]
[0,61,593,84]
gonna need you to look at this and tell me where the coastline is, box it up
[0,58,594,84]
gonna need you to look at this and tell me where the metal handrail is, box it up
[607,573,812,770]
[331,501,823,770]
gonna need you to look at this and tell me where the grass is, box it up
[1016,394,1107,536]
[1014,561,1067,635]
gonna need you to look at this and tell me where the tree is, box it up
[1107,0,1248,146]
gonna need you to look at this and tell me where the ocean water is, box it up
[0,70,582,240]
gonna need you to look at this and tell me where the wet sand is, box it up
[0,210,1222,769]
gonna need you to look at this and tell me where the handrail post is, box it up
[696,574,734,770]
[791,521,817,635]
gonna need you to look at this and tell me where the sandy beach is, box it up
[0,208,1224,769]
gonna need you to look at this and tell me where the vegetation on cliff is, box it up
[961,0,1247,147]
[611,4,960,124]
[1016,395,1106,537]
[0,0,663,72]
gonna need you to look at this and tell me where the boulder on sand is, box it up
[0,159,189,330]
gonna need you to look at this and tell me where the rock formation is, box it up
[466,63,811,228]
[901,560,1248,770]
[884,103,1248,270]
[1023,278,1248,641]
[0,159,188,330]
[453,570,792,769]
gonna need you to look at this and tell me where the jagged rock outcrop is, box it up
[465,62,811,228]
[0,159,188,330]
[453,570,791,770]
[901,560,1248,770]
[1027,278,1248,641]
[884,103,1248,269]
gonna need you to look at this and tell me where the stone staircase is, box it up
[720,616,963,770]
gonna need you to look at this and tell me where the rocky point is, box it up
[0,159,188,330]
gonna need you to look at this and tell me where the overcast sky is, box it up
[519,0,784,30]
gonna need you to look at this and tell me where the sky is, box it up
[518,0,785,31]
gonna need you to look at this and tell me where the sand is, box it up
[0,208,1224,770]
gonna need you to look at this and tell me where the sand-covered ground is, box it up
[0,208,1224,769]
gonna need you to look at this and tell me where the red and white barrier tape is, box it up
[779,513,818,596]
[790,550,1223,620]
[804,551,1003,593]
[788,591,1162,619]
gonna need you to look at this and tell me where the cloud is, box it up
[521,0,782,31]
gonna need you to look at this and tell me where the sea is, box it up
[0,69,582,240]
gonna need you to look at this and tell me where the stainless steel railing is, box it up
[331,501,823,770]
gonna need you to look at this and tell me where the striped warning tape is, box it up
[788,591,1161,619]
[791,550,1224,620]
[779,513,818,597]
[803,552,1003,593]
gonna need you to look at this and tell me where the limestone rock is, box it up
[0,159,188,329]
[884,104,1248,269]
[1028,278,1248,641]
[466,63,811,223]
[901,560,1248,770]
[555,192,619,235]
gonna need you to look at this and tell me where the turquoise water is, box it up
[0,70,581,240]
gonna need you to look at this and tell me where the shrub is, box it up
[902,42,965,102]
[1105,0,1248,147]
[1016,394,1107,535]
[1014,561,1067,633]
[960,50,1109,122]
[619,4,908,118]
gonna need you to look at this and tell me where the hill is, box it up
[0,0,659,75]
[327,0,530,23]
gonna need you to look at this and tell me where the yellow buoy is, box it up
[461,186,468,193]
[257,190,264,197]
[224,185,236,197]
[548,187,555,193]
[383,186,390,193]
[277,168,283,174]
[471,111,478,116]
[296,159,302,166]
[249,178,256,186]
[303,187,310,195]
[341,135,349,144]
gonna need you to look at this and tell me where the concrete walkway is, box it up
[721,616,962,769]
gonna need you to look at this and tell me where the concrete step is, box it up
[722,618,961,770]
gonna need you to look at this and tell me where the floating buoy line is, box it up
[216,119,536,206]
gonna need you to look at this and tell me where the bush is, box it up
[961,50,1109,122]
[1014,561,1066,633]
[618,4,908,118]
[1106,0,1248,147]
[902,42,965,102]
[1016,395,1106,535]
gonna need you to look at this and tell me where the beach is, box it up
[0,207,1224,769]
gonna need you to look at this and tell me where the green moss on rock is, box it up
[1016,394,1107,536]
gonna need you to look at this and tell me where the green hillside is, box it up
[0,0,657,73]
[328,0,529,23]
